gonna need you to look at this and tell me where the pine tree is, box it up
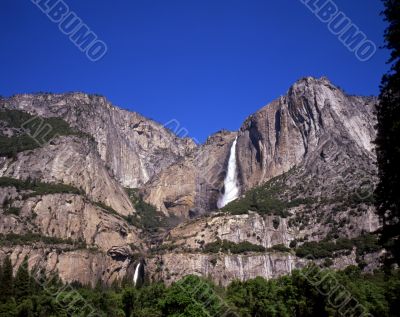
[375,0,400,266]
[14,256,32,300]
[0,256,14,300]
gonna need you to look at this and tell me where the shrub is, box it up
[272,218,280,229]
[0,233,81,247]
[203,239,265,254]
[124,188,178,232]
[0,177,82,197]
[268,244,290,252]
[3,206,21,216]
[221,172,314,217]
[295,234,380,259]
[0,109,82,157]
[323,258,334,267]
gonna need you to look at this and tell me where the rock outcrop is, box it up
[0,192,142,252]
[0,245,137,286]
[164,212,293,250]
[0,136,133,216]
[146,250,382,287]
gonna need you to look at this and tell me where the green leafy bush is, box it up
[295,234,380,259]
[3,206,21,216]
[203,239,266,254]
[0,177,82,197]
[0,233,79,247]
[222,173,315,217]
[268,244,290,252]
[0,109,81,157]
[125,188,178,232]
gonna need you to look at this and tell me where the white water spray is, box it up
[133,262,141,286]
[217,137,240,208]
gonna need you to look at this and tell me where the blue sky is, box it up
[0,0,389,142]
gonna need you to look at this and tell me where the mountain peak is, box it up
[289,76,340,94]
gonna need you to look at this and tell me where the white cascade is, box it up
[133,262,141,286]
[217,137,240,208]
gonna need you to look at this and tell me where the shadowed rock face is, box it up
[0,77,381,286]
[236,77,376,191]
[142,130,237,218]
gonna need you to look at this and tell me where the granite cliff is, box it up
[0,77,382,286]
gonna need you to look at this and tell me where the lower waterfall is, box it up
[217,137,240,208]
[133,262,141,286]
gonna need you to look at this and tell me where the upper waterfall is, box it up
[217,137,240,208]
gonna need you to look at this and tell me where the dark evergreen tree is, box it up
[0,256,14,300]
[16,299,34,317]
[375,0,400,266]
[14,257,32,300]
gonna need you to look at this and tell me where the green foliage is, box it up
[0,233,82,247]
[13,257,32,300]
[295,233,380,259]
[161,275,231,317]
[268,244,291,253]
[125,188,178,233]
[3,206,20,216]
[226,272,326,316]
[322,258,334,267]
[226,267,400,317]
[203,239,266,254]
[0,298,17,317]
[375,0,400,266]
[0,256,13,300]
[0,255,399,317]
[0,109,81,157]
[222,173,314,217]
[93,201,121,217]
[272,217,280,229]
[0,177,82,197]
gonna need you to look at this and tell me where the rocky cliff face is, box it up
[142,130,237,218]
[236,77,376,191]
[0,136,133,216]
[144,77,377,219]
[141,77,380,285]
[146,249,382,287]
[0,245,138,287]
[164,212,293,250]
[1,93,196,188]
[0,77,381,286]
[0,191,141,252]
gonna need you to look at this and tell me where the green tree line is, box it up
[0,255,399,317]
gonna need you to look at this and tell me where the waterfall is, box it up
[133,262,141,286]
[217,137,240,208]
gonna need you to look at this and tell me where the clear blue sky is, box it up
[0,0,389,142]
